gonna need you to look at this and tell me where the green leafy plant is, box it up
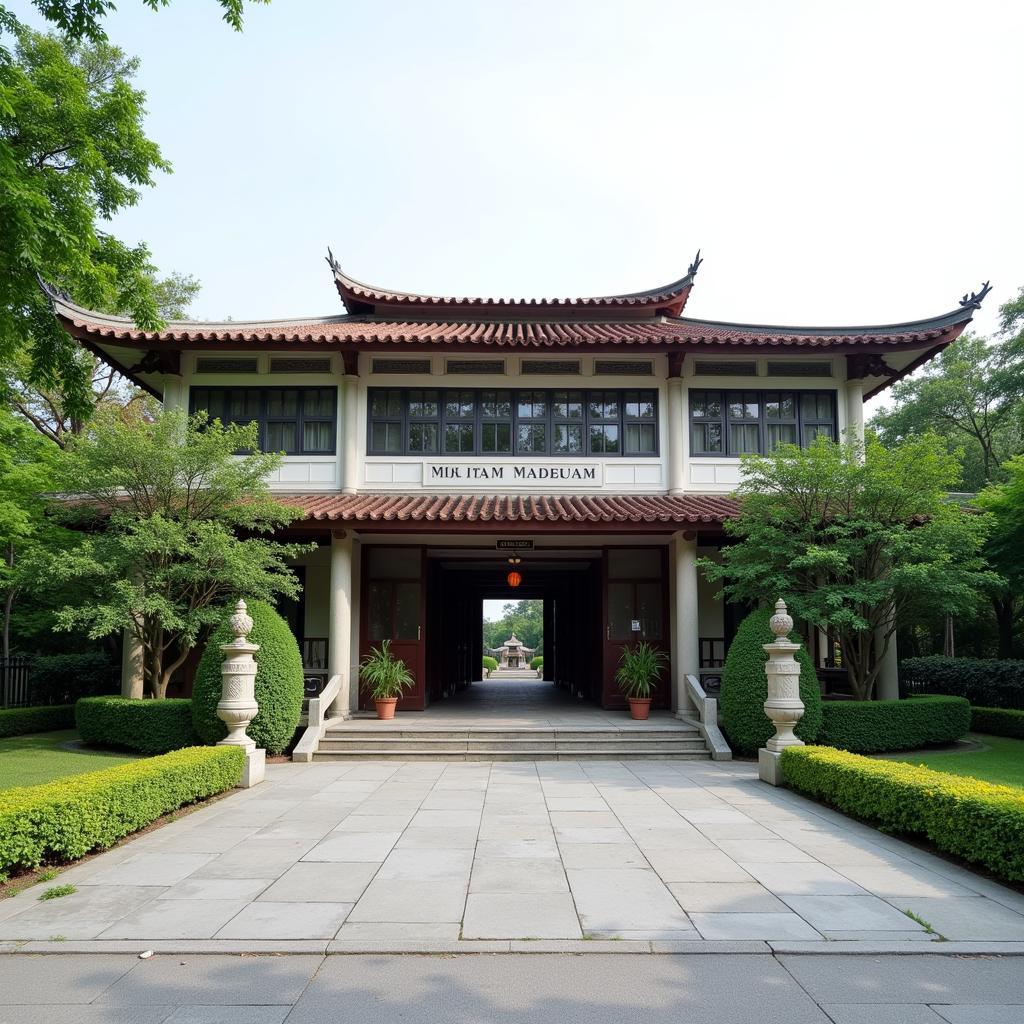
[614,642,668,700]
[0,706,75,739]
[780,744,1024,883]
[0,746,244,881]
[818,695,970,753]
[38,884,75,901]
[971,707,1024,740]
[37,869,58,882]
[482,656,498,674]
[530,656,543,671]
[76,696,198,754]
[191,600,304,755]
[902,656,1024,708]
[720,607,822,756]
[359,641,415,701]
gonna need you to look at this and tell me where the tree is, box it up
[20,0,268,42]
[976,455,1024,659]
[483,600,543,653]
[46,409,311,697]
[700,435,995,700]
[2,270,199,446]
[871,334,1024,490]
[0,408,64,658]
[0,21,173,419]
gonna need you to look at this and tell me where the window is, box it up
[366,388,659,457]
[690,389,836,456]
[190,386,337,455]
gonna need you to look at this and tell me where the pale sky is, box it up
[13,0,1024,417]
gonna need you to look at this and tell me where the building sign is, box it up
[423,461,604,488]
[496,539,534,551]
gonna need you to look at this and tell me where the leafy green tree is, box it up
[46,409,311,697]
[0,408,64,657]
[0,20,172,418]
[3,270,199,446]
[871,334,1024,489]
[701,435,995,701]
[976,455,1024,658]
[483,599,543,654]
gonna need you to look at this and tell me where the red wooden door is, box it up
[601,548,670,709]
[360,547,425,711]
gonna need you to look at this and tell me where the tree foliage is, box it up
[0,20,173,417]
[701,435,995,700]
[483,599,543,654]
[45,410,311,697]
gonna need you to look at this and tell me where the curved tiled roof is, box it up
[283,493,739,526]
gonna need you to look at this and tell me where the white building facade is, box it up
[48,258,985,716]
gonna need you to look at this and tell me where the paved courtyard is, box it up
[2,758,1024,952]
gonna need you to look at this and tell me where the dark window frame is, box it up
[189,385,338,456]
[690,389,837,456]
[366,388,660,458]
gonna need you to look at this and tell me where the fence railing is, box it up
[1,657,32,708]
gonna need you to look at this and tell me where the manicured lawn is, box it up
[887,733,1024,790]
[0,730,141,790]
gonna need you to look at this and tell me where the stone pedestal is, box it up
[758,598,806,787]
[216,599,266,789]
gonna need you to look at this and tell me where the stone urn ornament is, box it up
[216,599,266,787]
[758,598,806,786]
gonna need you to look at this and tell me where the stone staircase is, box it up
[312,720,712,761]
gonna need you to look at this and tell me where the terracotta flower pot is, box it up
[627,697,652,721]
[375,697,399,720]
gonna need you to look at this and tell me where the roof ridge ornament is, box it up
[959,281,992,310]
[688,249,703,278]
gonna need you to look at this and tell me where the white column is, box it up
[667,377,685,495]
[875,612,900,700]
[120,629,144,698]
[341,375,359,495]
[162,374,184,415]
[845,380,865,447]
[328,530,354,717]
[673,531,699,712]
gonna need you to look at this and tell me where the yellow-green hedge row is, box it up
[0,746,244,881]
[780,745,1024,883]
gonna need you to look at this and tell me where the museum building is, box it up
[46,254,985,727]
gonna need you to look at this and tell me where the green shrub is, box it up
[818,695,969,753]
[75,696,198,754]
[901,656,1024,709]
[0,705,75,739]
[30,652,117,705]
[720,607,822,756]
[482,656,498,673]
[971,706,1024,740]
[0,746,244,881]
[192,600,303,755]
[530,656,543,671]
[781,745,1024,883]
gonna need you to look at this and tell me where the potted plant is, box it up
[615,642,669,720]
[359,640,415,720]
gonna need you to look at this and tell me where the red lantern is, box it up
[506,570,522,588]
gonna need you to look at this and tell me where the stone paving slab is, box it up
[2,758,1024,951]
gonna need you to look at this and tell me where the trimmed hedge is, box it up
[0,745,244,881]
[971,706,1024,740]
[818,695,970,754]
[530,656,543,671]
[482,656,498,673]
[901,656,1024,709]
[0,705,75,739]
[192,601,304,755]
[720,607,822,756]
[76,697,198,754]
[781,745,1024,882]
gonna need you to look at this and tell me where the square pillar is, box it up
[673,531,700,712]
[667,377,685,495]
[341,375,359,495]
[845,380,865,446]
[328,530,354,717]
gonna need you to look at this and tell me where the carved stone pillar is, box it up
[758,598,805,786]
[216,599,265,787]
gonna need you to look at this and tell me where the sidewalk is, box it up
[2,758,1024,951]
[1,952,1023,1023]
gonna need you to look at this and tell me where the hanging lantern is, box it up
[506,570,522,589]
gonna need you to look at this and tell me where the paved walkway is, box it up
[2,952,1024,1023]
[2,758,1024,952]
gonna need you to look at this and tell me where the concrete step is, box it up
[317,739,709,755]
[312,748,712,762]
[323,727,700,741]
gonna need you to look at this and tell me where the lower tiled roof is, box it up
[284,493,738,525]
